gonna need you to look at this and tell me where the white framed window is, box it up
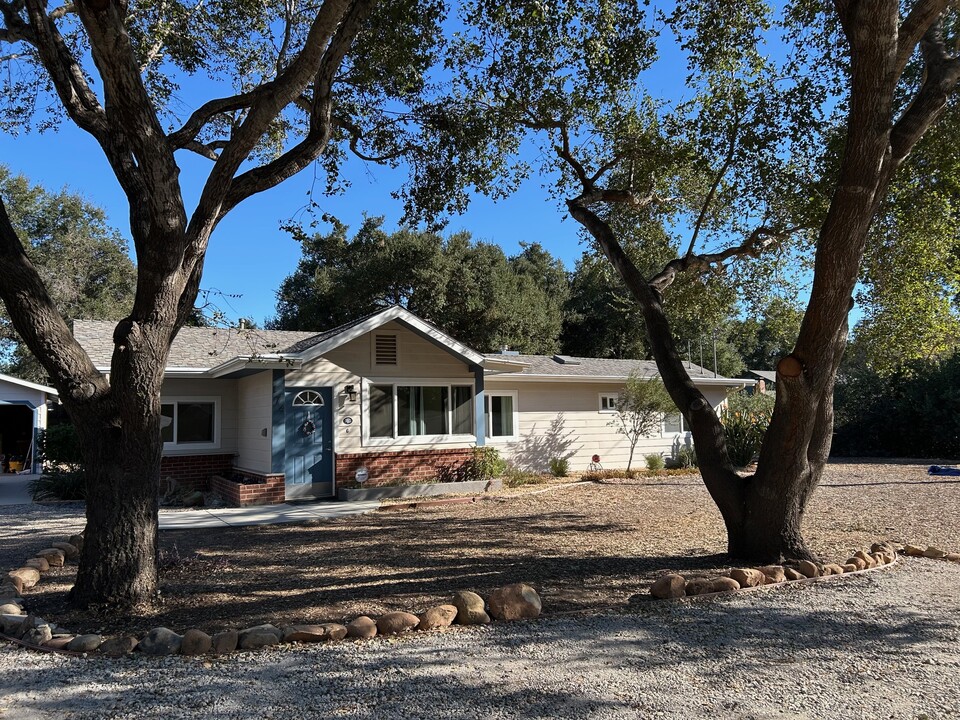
[366,382,473,440]
[485,391,519,440]
[372,334,399,368]
[598,393,619,413]
[662,412,686,435]
[160,396,220,450]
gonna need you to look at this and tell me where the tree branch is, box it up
[685,118,740,258]
[896,0,951,76]
[0,196,107,403]
[890,20,960,165]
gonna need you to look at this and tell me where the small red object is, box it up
[592,454,601,463]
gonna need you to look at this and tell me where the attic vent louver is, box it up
[374,334,398,365]
[553,354,581,365]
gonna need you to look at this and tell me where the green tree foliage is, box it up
[728,297,804,372]
[608,372,674,470]
[0,168,135,382]
[833,350,960,459]
[272,217,568,353]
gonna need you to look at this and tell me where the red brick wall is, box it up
[336,448,475,487]
[160,454,235,492]
[211,470,286,507]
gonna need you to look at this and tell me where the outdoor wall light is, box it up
[344,385,357,402]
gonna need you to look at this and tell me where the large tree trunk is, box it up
[67,319,173,608]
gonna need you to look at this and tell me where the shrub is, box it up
[435,446,506,483]
[722,392,774,467]
[28,470,86,501]
[502,466,548,487]
[32,423,86,501]
[643,453,665,471]
[548,457,569,477]
[674,445,698,469]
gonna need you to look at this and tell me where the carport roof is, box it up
[0,372,57,396]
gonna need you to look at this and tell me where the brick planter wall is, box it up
[211,470,286,507]
[160,453,235,492]
[336,448,475,487]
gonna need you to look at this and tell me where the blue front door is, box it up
[284,387,334,499]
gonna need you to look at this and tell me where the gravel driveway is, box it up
[2,558,958,720]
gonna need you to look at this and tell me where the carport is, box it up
[0,372,57,474]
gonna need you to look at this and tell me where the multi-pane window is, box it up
[662,412,686,435]
[161,399,217,446]
[599,393,619,412]
[368,384,473,439]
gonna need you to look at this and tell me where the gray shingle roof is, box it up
[747,369,777,383]
[72,320,321,370]
[484,353,730,380]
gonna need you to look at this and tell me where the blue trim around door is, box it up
[271,370,285,473]
[283,386,335,499]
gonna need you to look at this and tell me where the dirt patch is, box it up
[11,460,960,636]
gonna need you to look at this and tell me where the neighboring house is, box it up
[0,372,57,474]
[72,306,746,504]
[744,369,777,395]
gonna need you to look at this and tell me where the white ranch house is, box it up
[72,307,747,504]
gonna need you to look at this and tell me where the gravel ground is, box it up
[1,558,957,719]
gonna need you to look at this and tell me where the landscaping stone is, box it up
[181,629,212,656]
[238,624,281,650]
[452,590,492,624]
[783,568,805,581]
[823,564,846,575]
[871,541,896,555]
[0,603,23,616]
[24,557,50,572]
[847,556,867,570]
[0,615,24,635]
[729,568,766,588]
[854,551,876,568]
[43,636,75,650]
[346,616,378,639]
[377,612,420,636]
[710,577,741,593]
[99,636,138,657]
[68,535,84,554]
[923,546,948,559]
[683,577,715,596]
[945,553,960,563]
[418,605,458,631]
[902,544,926,557]
[35,549,65,567]
[842,563,860,573]
[282,624,348,643]
[8,568,40,589]
[139,627,183,656]
[67,634,103,653]
[211,630,239,654]
[758,566,786,584]
[1,578,23,596]
[650,574,686,599]
[51,542,79,560]
[20,617,53,646]
[795,560,820,578]
[488,583,542,621]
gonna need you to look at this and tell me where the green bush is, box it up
[674,445,698,469]
[548,457,569,477]
[643,453,665,471]
[32,423,86,501]
[722,392,774,467]
[28,469,85,501]
[435,446,506,483]
[502,466,548,487]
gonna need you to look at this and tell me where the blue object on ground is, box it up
[928,465,960,476]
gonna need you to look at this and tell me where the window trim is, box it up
[362,380,475,446]
[598,393,619,413]
[160,396,221,451]
[485,390,519,441]
[661,411,686,436]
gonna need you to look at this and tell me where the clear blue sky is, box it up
[0,122,580,326]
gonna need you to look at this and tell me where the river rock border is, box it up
[1,531,543,658]
[649,540,960,601]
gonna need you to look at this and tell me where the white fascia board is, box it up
[482,358,530,373]
[485,373,747,389]
[297,305,486,366]
[0,372,58,396]
[207,355,303,378]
